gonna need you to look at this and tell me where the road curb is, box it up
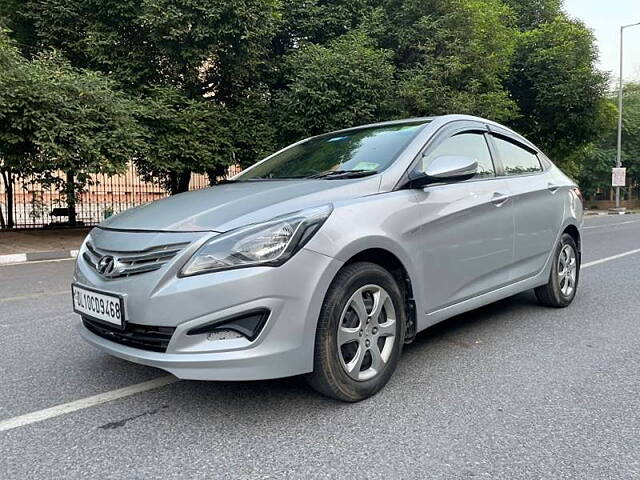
[0,249,79,265]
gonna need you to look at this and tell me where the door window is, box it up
[492,136,542,176]
[420,132,495,179]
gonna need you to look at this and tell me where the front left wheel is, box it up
[306,262,406,402]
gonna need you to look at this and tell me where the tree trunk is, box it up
[207,165,227,186]
[178,171,191,193]
[66,170,77,226]
[0,169,6,229]
[169,171,191,195]
[168,171,178,195]
[1,169,15,229]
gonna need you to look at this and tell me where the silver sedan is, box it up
[72,115,583,401]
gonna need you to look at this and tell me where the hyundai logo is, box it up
[97,255,116,276]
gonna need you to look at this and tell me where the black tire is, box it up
[306,262,406,402]
[535,233,580,308]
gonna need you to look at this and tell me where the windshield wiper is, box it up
[307,169,378,179]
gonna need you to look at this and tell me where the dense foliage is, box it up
[578,83,640,199]
[0,0,622,226]
[272,32,397,141]
[507,16,612,177]
[0,30,141,227]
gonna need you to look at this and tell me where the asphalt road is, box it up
[1,214,640,479]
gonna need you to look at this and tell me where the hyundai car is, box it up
[72,115,583,401]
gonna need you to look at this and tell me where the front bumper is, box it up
[79,315,317,381]
[74,228,342,380]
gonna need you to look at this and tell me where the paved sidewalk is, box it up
[0,228,90,256]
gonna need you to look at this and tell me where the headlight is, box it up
[179,204,333,276]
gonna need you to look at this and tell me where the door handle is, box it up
[547,183,559,193]
[491,192,510,207]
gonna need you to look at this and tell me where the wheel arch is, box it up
[340,247,418,343]
[562,223,581,258]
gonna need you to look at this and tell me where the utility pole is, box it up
[614,22,640,212]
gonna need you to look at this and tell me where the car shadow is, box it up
[95,290,547,428]
[405,290,540,353]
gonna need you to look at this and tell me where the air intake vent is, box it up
[83,241,189,279]
[83,318,175,352]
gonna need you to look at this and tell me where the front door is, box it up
[413,128,515,314]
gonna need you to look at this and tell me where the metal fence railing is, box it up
[0,163,242,230]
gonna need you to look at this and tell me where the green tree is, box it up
[221,90,277,172]
[579,83,640,198]
[1,0,615,208]
[136,87,232,194]
[506,16,611,175]
[13,0,281,193]
[0,30,141,226]
[502,0,562,30]
[620,83,640,183]
[0,29,31,228]
[0,0,37,51]
[271,0,520,144]
[377,0,518,121]
[273,32,396,143]
[273,0,373,54]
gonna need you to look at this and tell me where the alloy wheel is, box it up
[558,244,577,297]
[336,284,396,381]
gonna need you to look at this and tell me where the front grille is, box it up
[83,241,189,279]
[83,318,176,353]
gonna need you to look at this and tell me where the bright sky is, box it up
[564,0,640,83]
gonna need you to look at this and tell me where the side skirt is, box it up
[418,274,547,331]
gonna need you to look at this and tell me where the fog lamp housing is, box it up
[186,309,270,341]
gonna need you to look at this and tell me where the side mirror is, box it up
[409,155,478,188]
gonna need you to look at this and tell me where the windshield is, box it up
[236,121,430,180]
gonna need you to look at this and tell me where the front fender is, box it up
[304,192,426,317]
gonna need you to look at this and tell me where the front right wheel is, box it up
[306,262,406,402]
[535,233,580,308]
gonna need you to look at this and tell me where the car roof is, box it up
[326,115,539,152]
[327,114,518,135]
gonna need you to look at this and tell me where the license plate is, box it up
[72,284,125,328]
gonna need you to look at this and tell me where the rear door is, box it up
[488,131,564,281]
[412,123,515,313]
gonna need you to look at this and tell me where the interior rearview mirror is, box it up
[409,155,478,188]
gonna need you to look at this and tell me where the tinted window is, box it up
[492,136,542,175]
[237,121,430,180]
[420,132,495,178]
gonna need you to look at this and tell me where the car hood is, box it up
[99,177,380,232]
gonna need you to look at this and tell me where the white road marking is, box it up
[0,290,70,303]
[0,257,75,267]
[2,245,640,433]
[584,219,640,230]
[0,376,177,433]
[582,248,640,269]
